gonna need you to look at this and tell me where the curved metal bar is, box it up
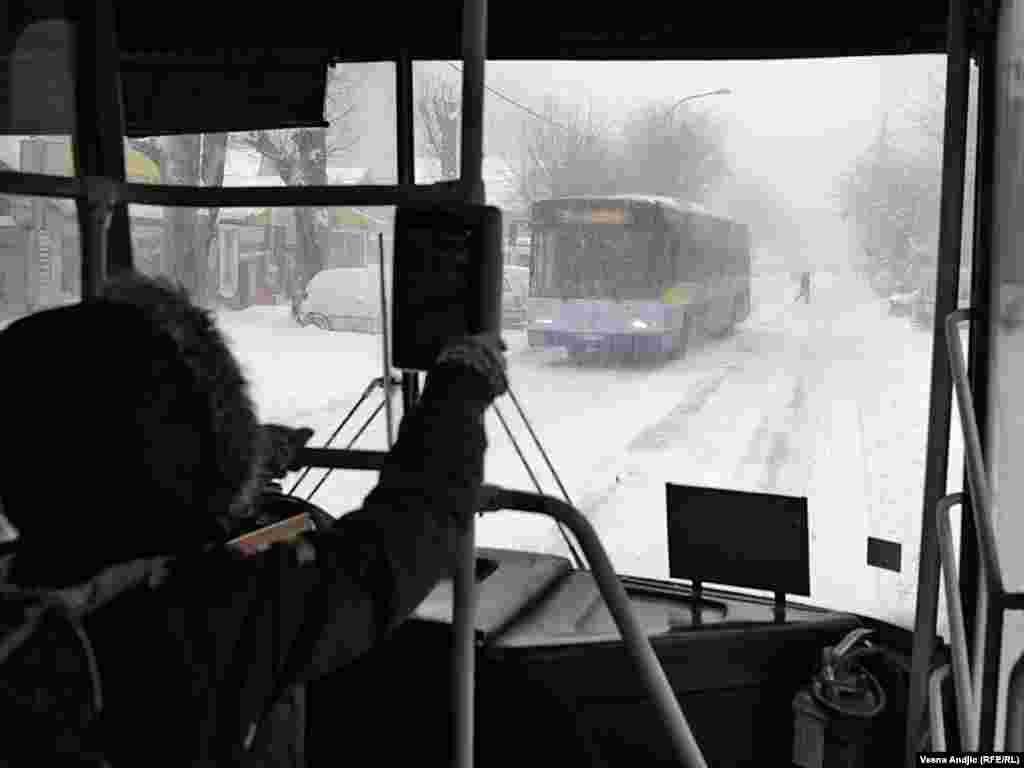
[945,309,1003,594]
[930,664,952,752]
[480,486,708,768]
[1006,653,1024,752]
[936,492,977,749]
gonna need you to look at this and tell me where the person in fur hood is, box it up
[0,271,507,765]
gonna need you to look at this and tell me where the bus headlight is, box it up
[631,319,649,330]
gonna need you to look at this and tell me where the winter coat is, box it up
[20,361,491,766]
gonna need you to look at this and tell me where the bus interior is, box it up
[1,1,1021,766]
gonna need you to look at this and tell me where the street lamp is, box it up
[664,87,733,118]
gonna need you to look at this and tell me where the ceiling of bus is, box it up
[2,1,961,137]
[110,2,955,60]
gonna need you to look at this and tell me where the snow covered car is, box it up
[293,267,385,333]
[503,265,529,328]
[887,285,918,317]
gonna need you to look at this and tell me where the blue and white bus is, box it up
[526,195,752,361]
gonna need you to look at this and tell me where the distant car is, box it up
[503,265,529,328]
[293,266,384,333]
[295,264,526,333]
[513,235,531,263]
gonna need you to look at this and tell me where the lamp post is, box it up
[664,87,733,119]
[659,88,732,196]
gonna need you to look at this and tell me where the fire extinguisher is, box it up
[793,628,887,768]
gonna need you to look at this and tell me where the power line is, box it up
[444,62,569,132]
[443,63,730,133]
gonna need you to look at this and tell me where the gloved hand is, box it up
[433,332,509,401]
[259,424,316,481]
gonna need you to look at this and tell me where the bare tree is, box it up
[905,71,945,146]
[127,134,228,303]
[504,94,730,213]
[617,102,729,202]
[505,97,620,208]
[837,113,941,294]
[416,69,460,180]
[196,134,228,304]
[231,65,366,297]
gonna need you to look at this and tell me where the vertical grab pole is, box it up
[395,49,421,420]
[454,0,487,766]
[71,0,131,296]
[378,234,394,447]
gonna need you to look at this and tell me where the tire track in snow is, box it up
[733,374,808,495]
[575,364,741,522]
[625,369,736,453]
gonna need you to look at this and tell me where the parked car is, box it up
[295,264,528,334]
[503,265,529,328]
[293,266,385,333]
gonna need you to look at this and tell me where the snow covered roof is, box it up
[326,167,369,185]
[0,137,20,170]
[537,193,729,221]
[223,147,264,178]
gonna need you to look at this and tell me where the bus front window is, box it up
[532,227,659,300]
[159,55,955,635]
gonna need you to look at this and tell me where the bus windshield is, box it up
[3,56,965,634]
[532,225,663,300]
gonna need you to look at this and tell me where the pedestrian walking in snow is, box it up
[795,271,811,304]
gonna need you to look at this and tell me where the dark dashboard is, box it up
[307,546,862,767]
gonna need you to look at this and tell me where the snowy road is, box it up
[218,267,949,627]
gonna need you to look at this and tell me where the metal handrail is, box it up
[930,664,952,751]
[932,492,982,750]
[0,170,471,209]
[945,309,1002,594]
[292,462,708,765]
[932,308,1024,754]
[1007,654,1024,751]
[478,485,708,768]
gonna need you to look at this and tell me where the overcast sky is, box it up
[0,54,948,221]
[482,55,947,211]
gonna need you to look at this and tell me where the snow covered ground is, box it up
[216,265,964,630]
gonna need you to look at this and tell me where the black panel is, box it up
[2,3,951,137]
[666,483,810,596]
[105,2,950,61]
[119,66,329,137]
[0,14,75,137]
[391,204,502,371]
[867,536,902,572]
[309,593,862,768]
